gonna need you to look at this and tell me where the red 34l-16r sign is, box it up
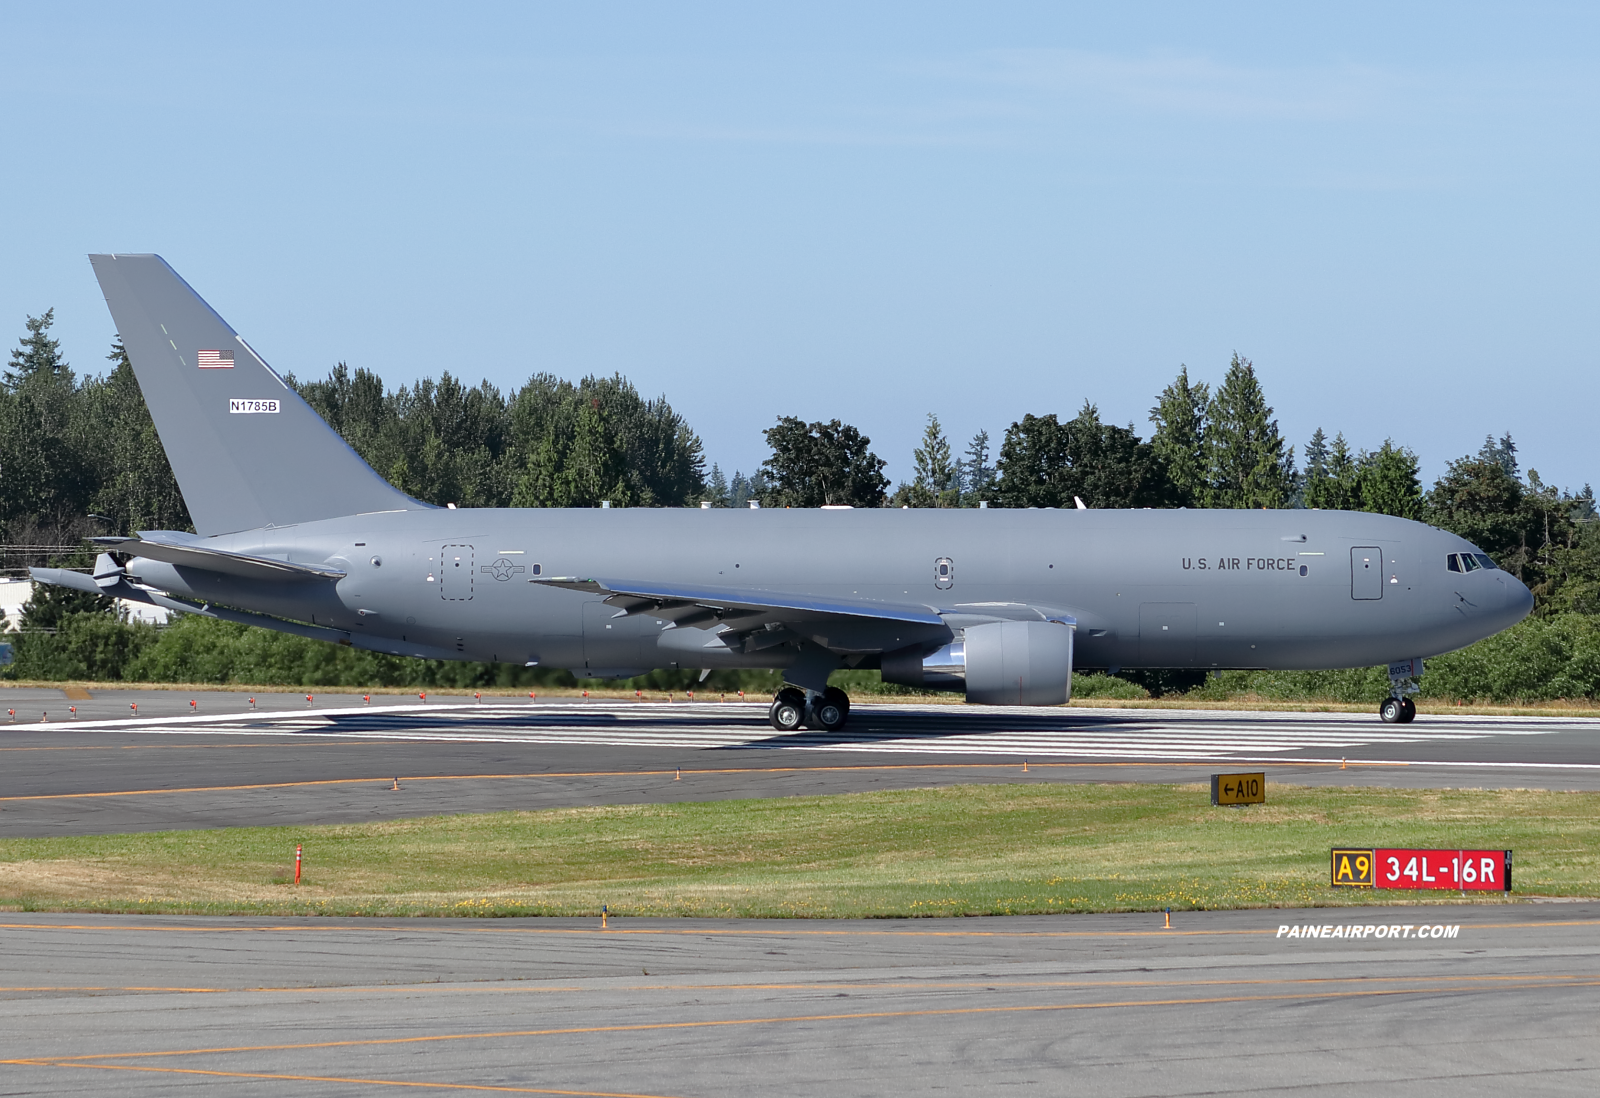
[1330,848,1511,891]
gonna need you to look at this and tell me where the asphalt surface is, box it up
[1,687,1598,835]
[2,903,1597,1096]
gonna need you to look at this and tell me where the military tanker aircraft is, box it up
[31,255,1532,730]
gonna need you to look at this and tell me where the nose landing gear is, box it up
[1379,696,1417,724]
[768,686,851,732]
[1380,659,1422,723]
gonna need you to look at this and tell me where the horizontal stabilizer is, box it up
[28,567,105,597]
[92,534,345,581]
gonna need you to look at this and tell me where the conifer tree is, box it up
[4,308,67,387]
[1148,365,1209,506]
[962,429,995,503]
[1204,353,1295,508]
[910,413,957,507]
[1356,441,1423,520]
[705,464,730,507]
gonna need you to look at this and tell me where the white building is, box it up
[0,577,171,630]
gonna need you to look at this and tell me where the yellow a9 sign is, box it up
[1331,849,1374,887]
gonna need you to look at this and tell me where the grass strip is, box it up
[1,783,1596,918]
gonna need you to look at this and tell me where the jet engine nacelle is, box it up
[881,620,1073,706]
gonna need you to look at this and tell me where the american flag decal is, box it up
[197,349,234,369]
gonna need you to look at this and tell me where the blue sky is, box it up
[3,3,1596,491]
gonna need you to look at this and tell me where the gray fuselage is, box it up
[125,506,1531,678]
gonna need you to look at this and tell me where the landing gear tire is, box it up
[770,688,806,732]
[1379,697,1404,723]
[1399,697,1416,723]
[806,687,851,732]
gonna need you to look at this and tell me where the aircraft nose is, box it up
[1506,576,1534,621]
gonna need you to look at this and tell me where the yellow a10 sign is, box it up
[1211,772,1265,806]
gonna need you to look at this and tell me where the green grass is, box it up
[2,784,1596,918]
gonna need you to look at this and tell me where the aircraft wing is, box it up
[91,534,345,582]
[530,577,1080,661]
[531,576,944,628]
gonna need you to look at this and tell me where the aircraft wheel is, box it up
[824,686,850,722]
[1379,697,1404,723]
[1399,697,1417,723]
[770,688,806,732]
[807,688,850,732]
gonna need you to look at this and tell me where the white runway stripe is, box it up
[77,700,1590,761]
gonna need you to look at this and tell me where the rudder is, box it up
[89,254,421,535]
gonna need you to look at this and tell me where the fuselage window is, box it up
[1447,555,1462,572]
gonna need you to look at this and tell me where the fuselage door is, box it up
[1350,547,1382,600]
[441,544,474,601]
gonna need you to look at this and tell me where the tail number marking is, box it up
[229,399,280,414]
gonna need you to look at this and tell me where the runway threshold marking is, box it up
[0,740,418,753]
[11,976,1599,1068]
[7,918,1596,937]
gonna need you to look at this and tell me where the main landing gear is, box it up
[769,686,851,732]
[1379,659,1423,723]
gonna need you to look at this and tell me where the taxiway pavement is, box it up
[2,903,1596,1096]
[1,688,1597,835]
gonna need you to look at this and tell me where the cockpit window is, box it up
[1460,553,1481,572]
[1447,555,1461,572]
[1475,553,1498,570]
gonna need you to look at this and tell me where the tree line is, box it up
[4,306,1598,696]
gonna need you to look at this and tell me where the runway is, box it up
[2,903,1597,1096]
[2,688,1598,835]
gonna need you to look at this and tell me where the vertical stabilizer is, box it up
[89,254,421,535]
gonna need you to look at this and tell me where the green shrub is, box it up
[8,611,156,681]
